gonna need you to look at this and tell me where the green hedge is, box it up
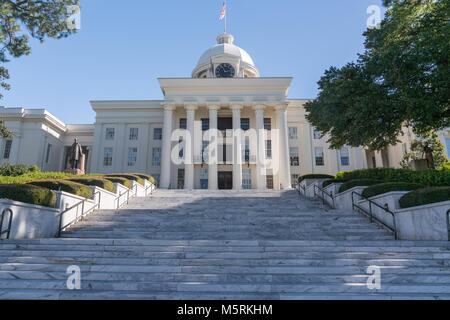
[0,172,76,184]
[399,187,450,208]
[133,174,155,184]
[298,174,334,183]
[362,182,424,199]
[27,180,93,198]
[322,179,347,188]
[0,164,40,177]
[102,176,132,189]
[336,168,450,187]
[104,174,144,186]
[338,179,382,193]
[0,184,56,208]
[65,177,115,193]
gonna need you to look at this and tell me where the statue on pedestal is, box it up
[64,138,85,175]
[70,138,84,170]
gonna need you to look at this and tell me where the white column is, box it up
[160,104,175,189]
[231,105,243,190]
[276,105,291,189]
[184,105,197,190]
[208,105,219,190]
[254,106,266,190]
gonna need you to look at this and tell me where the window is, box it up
[241,118,250,131]
[291,174,299,188]
[202,141,209,162]
[290,147,299,166]
[178,138,184,158]
[103,148,113,166]
[200,168,208,189]
[265,140,272,159]
[446,139,450,158]
[289,127,298,140]
[340,148,350,166]
[129,128,139,140]
[266,175,274,189]
[177,169,185,189]
[45,144,52,164]
[313,128,322,140]
[264,118,272,131]
[105,128,115,140]
[243,138,250,162]
[179,118,187,129]
[201,119,209,131]
[243,168,252,189]
[3,140,12,159]
[315,147,324,166]
[153,128,163,140]
[127,148,137,166]
[152,148,161,167]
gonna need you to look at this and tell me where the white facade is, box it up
[1,33,445,189]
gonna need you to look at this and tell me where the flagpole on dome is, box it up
[219,1,227,34]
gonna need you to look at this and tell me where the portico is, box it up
[157,94,292,190]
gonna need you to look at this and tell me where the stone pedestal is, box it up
[64,154,86,175]
[64,168,85,175]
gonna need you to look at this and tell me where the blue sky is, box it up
[1,0,385,124]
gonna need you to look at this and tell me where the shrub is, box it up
[133,173,155,184]
[338,179,382,193]
[0,184,56,207]
[65,177,115,193]
[0,172,75,184]
[399,187,450,208]
[102,176,132,189]
[104,174,144,186]
[362,182,424,199]
[322,179,347,188]
[27,180,93,198]
[336,168,450,187]
[298,174,334,183]
[0,164,41,177]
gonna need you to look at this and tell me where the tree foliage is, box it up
[0,0,79,137]
[400,130,449,169]
[306,0,450,150]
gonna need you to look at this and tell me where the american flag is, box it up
[219,2,226,20]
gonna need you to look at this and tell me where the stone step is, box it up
[2,270,450,284]
[2,250,450,260]
[1,244,449,254]
[1,256,448,267]
[0,279,449,294]
[4,288,449,300]
[1,263,450,274]
[2,238,449,247]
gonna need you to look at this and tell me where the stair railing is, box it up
[0,209,13,239]
[447,209,450,241]
[351,191,397,240]
[313,184,335,208]
[58,191,101,237]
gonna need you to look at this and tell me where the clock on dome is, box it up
[215,63,235,78]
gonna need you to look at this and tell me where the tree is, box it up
[306,0,450,150]
[0,0,79,137]
[400,130,449,170]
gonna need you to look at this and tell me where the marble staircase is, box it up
[0,190,449,299]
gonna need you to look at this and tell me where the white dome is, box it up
[192,34,259,78]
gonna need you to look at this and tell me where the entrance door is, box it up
[218,171,233,190]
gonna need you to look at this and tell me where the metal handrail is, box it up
[144,183,154,196]
[314,184,335,208]
[351,191,397,240]
[0,209,13,239]
[115,188,131,210]
[298,184,306,196]
[58,191,101,237]
[447,209,450,241]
